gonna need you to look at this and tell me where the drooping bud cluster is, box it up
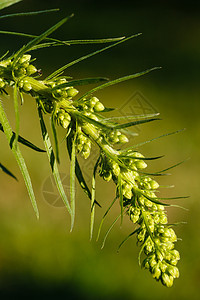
[98,148,180,287]
[14,54,37,78]
[76,127,91,159]
[0,50,182,288]
[47,78,79,101]
[77,96,105,113]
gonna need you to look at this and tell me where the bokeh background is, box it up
[0,0,199,299]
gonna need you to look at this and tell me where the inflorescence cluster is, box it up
[0,24,184,286]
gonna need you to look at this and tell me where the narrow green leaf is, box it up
[90,156,100,240]
[0,100,39,218]
[96,197,117,242]
[74,111,114,131]
[118,174,124,225]
[65,37,125,44]
[50,77,109,92]
[0,123,46,152]
[0,0,21,10]
[120,154,164,161]
[13,83,19,145]
[13,14,74,64]
[101,214,121,249]
[51,112,60,163]
[37,106,72,216]
[117,228,140,252]
[0,162,17,180]
[70,130,76,231]
[0,8,59,19]
[140,191,170,207]
[0,30,70,47]
[0,50,9,60]
[114,117,160,130]
[101,113,160,122]
[46,34,141,80]
[66,134,101,208]
[78,67,161,102]
[156,158,189,173]
[131,129,186,149]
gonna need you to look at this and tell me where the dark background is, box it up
[0,0,199,299]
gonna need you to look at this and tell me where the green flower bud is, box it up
[150,180,159,190]
[18,54,31,65]
[67,88,79,97]
[15,67,26,77]
[23,82,32,92]
[26,64,37,75]
[167,266,179,278]
[152,264,161,280]
[118,134,129,144]
[61,119,70,129]
[161,273,174,288]
[111,162,120,177]
[94,101,105,112]
[135,160,147,169]
[89,96,99,107]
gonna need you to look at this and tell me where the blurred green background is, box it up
[0,0,199,299]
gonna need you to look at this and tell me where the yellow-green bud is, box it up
[162,273,174,288]
[67,88,79,97]
[23,82,32,92]
[26,65,37,75]
[118,134,129,144]
[135,160,147,169]
[94,101,105,112]
[150,180,159,190]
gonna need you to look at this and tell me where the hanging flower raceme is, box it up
[0,11,187,288]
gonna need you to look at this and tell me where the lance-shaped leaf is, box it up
[90,156,100,240]
[0,0,21,10]
[117,228,140,252]
[66,132,101,208]
[0,123,45,152]
[13,14,74,64]
[13,83,19,146]
[51,112,60,163]
[0,162,17,180]
[69,130,77,231]
[101,214,122,249]
[118,174,124,225]
[113,117,160,130]
[46,34,141,80]
[49,77,109,92]
[0,100,39,218]
[37,106,72,216]
[96,197,117,242]
[0,8,59,19]
[78,67,161,102]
